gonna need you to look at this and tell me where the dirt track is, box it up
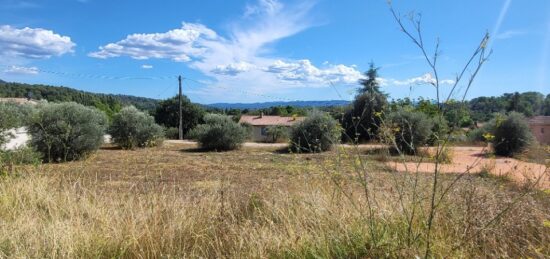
[165,140,549,189]
[387,147,550,189]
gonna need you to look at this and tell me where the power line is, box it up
[1,65,177,81]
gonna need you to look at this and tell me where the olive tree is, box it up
[290,111,341,153]
[492,112,533,156]
[188,114,247,151]
[29,102,107,162]
[382,108,434,155]
[109,106,164,149]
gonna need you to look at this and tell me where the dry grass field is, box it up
[1,142,549,258]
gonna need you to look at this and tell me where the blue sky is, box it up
[0,0,548,104]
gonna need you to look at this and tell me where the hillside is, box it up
[207,100,350,109]
[0,80,159,114]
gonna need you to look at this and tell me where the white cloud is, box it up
[264,59,363,84]
[495,30,527,40]
[141,64,153,69]
[87,0,369,101]
[89,23,218,62]
[378,73,455,87]
[211,61,254,75]
[3,65,39,75]
[0,25,75,59]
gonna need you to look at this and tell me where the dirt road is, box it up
[387,146,550,189]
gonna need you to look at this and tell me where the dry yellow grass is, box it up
[0,143,549,258]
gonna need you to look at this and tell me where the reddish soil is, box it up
[387,147,550,189]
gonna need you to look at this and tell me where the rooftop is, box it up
[239,115,305,126]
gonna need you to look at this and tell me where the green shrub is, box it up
[383,109,433,155]
[188,114,247,151]
[467,119,496,143]
[265,125,288,143]
[154,96,205,137]
[0,103,35,146]
[0,146,42,169]
[342,92,387,143]
[109,106,164,149]
[240,122,253,141]
[29,102,107,162]
[164,127,180,140]
[290,111,341,153]
[427,116,449,146]
[493,112,533,157]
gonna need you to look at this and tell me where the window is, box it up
[542,127,545,134]
[260,127,268,136]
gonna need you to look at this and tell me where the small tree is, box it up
[342,92,387,143]
[188,114,247,151]
[290,111,341,153]
[154,96,205,137]
[358,62,382,94]
[265,125,288,143]
[109,106,164,149]
[29,102,107,162]
[492,112,533,156]
[0,103,35,147]
[383,108,433,155]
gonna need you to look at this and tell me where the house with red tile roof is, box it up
[239,114,305,142]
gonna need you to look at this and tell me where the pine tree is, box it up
[358,62,381,94]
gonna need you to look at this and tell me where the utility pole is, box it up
[178,75,183,140]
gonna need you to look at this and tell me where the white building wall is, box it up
[1,127,30,151]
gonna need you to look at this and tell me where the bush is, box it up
[382,109,433,155]
[493,112,533,157]
[427,116,450,146]
[290,111,341,153]
[0,103,35,146]
[265,125,288,143]
[188,114,247,151]
[109,106,164,149]
[467,119,496,143]
[154,96,205,137]
[0,146,42,172]
[29,102,107,162]
[342,92,387,143]
[164,127,180,140]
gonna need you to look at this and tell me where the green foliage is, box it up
[343,92,387,143]
[0,81,158,113]
[427,116,449,146]
[467,119,497,143]
[154,96,205,137]
[469,91,546,121]
[0,146,42,170]
[188,114,247,151]
[29,102,107,162]
[253,105,309,117]
[109,106,164,149]
[383,109,433,155]
[290,111,341,153]
[492,112,533,157]
[0,103,36,149]
[164,127,180,140]
[358,62,382,94]
[415,98,440,117]
[443,100,473,128]
[265,125,288,143]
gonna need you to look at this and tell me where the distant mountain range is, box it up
[207,100,351,110]
[0,79,351,110]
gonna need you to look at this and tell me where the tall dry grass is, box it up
[0,161,548,258]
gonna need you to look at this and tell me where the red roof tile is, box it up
[239,115,305,126]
